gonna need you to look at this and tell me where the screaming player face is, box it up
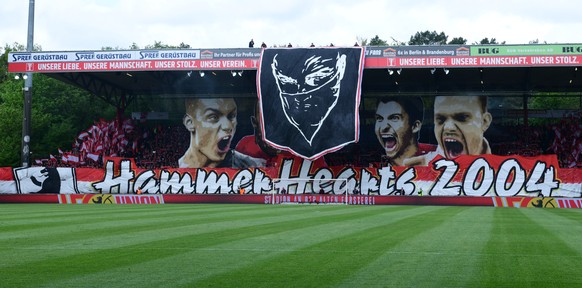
[186,98,238,163]
[433,96,491,158]
[375,101,415,160]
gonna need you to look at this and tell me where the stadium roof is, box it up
[8,44,582,102]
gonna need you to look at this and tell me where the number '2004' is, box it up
[430,158,560,196]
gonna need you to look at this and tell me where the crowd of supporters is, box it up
[547,111,582,168]
[134,125,188,169]
[491,111,582,168]
[37,120,189,169]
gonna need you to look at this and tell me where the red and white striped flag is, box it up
[78,131,89,140]
[86,153,100,161]
[94,144,103,152]
[67,154,80,163]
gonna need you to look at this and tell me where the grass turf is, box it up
[0,204,581,287]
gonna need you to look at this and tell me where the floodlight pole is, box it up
[22,0,34,167]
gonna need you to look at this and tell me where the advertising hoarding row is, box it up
[8,44,582,73]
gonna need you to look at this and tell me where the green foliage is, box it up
[477,37,506,45]
[144,41,191,49]
[0,81,23,166]
[529,95,581,110]
[1,44,24,84]
[178,42,191,48]
[368,35,388,46]
[1,43,42,85]
[448,37,468,44]
[27,74,116,159]
[528,95,581,126]
[408,30,448,45]
[103,41,191,50]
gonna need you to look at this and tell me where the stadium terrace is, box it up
[4,43,582,206]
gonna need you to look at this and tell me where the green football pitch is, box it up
[1,204,581,287]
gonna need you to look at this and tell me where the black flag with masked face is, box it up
[257,47,364,160]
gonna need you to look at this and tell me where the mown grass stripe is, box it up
[0,204,263,231]
[475,208,582,287]
[44,205,429,288]
[0,204,334,244]
[538,209,582,250]
[0,205,417,287]
[334,206,495,288]
[186,206,460,287]
[543,207,582,224]
[0,205,381,268]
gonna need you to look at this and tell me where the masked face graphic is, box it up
[271,53,347,145]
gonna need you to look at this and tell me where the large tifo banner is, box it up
[0,155,580,197]
[258,47,365,160]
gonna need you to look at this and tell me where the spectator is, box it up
[249,39,254,48]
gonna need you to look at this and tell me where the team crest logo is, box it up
[13,167,78,194]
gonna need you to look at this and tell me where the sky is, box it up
[2,0,582,52]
